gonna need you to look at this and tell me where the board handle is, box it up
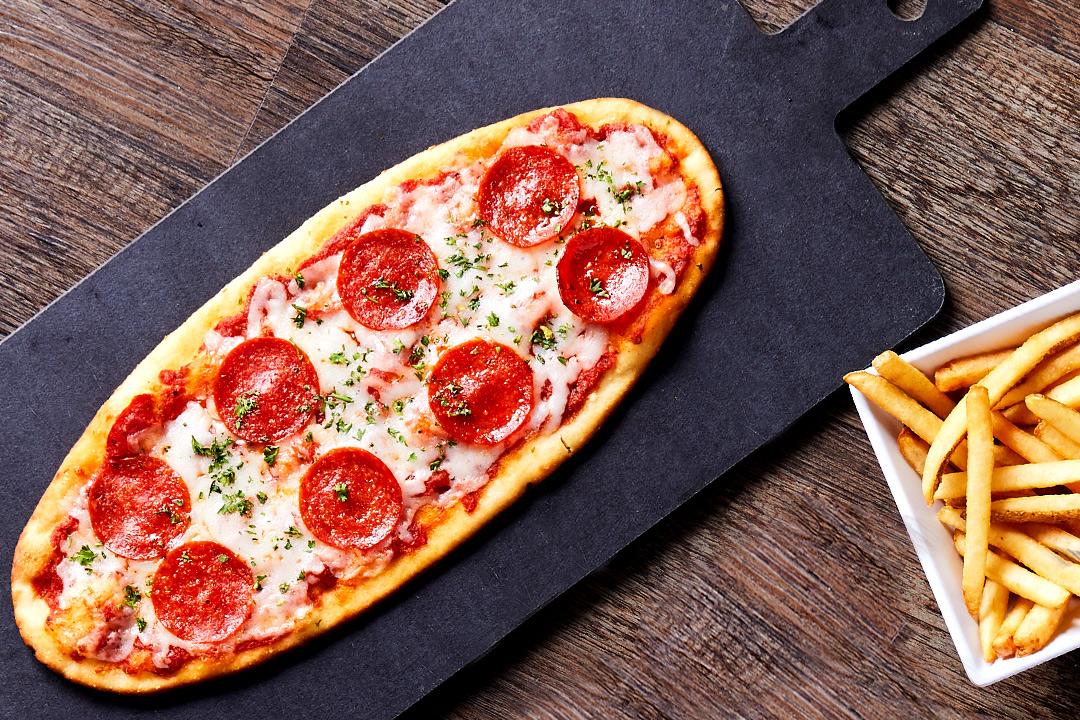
[786,0,984,112]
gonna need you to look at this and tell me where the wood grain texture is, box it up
[1,0,1078,716]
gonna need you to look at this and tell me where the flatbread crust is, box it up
[12,97,724,692]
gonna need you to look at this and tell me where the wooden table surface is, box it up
[2,0,1078,716]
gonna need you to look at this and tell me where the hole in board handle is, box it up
[888,0,928,21]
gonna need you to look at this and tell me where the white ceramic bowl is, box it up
[849,279,1080,686]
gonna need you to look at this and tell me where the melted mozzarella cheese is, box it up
[59,115,700,663]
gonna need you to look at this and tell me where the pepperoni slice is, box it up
[557,227,650,323]
[87,456,191,560]
[428,339,534,445]
[477,145,580,247]
[152,541,254,643]
[299,447,403,550]
[106,394,158,459]
[337,229,440,330]
[213,337,320,443]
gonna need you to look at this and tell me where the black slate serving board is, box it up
[0,0,981,717]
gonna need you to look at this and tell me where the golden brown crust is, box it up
[11,97,724,692]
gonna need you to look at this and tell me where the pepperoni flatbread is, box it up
[12,99,723,692]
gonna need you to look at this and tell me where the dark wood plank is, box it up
[0,0,308,338]
[1,0,1078,717]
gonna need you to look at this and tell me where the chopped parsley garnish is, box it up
[333,483,350,502]
[294,271,306,289]
[156,498,185,525]
[285,526,303,538]
[619,242,633,259]
[233,393,258,427]
[487,312,500,328]
[291,304,308,328]
[179,550,192,564]
[279,583,291,594]
[120,584,142,608]
[256,491,268,504]
[612,181,645,208]
[437,268,450,280]
[530,324,557,350]
[328,390,354,405]
[328,348,349,365]
[581,159,613,184]
[557,356,569,365]
[218,490,253,517]
[588,278,610,298]
[433,382,471,417]
[387,427,409,445]
[263,445,279,466]
[192,435,238,492]
[254,575,267,592]
[495,280,516,295]
[372,277,414,302]
[471,218,486,228]
[540,197,562,216]
[71,545,97,571]
[580,160,644,211]
[136,618,147,632]
[216,553,229,563]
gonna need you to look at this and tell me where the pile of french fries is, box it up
[846,311,1080,661]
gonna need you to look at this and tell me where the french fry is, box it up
[845,372,944,446]
[979,579,1009,662]
[990,412,1063,463]
[937,505,965,530]
[990,526,1080,597]
[964,387,994,616]
[996,445,1038,467]
[845,371,983,470]
[1002,403,1038,426]
[897,427,929,475]
[922,313,1080,504]
[1035,422,1080,459]
[1014,602,1069,657]
[996,342,1080,409]
[993,597,1033,659]
[1001,374,1080,425]
[1027,394,1080,446]
[937,509,1080,597]
[934,460,1080,501]
[1023,523,1080,564]
[937,505,963,533]
[953,532,1070,608]
[1048,375,1080,408]
[934,348,1014,393]
[990,494,1080,523]
[873,351,955,418]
